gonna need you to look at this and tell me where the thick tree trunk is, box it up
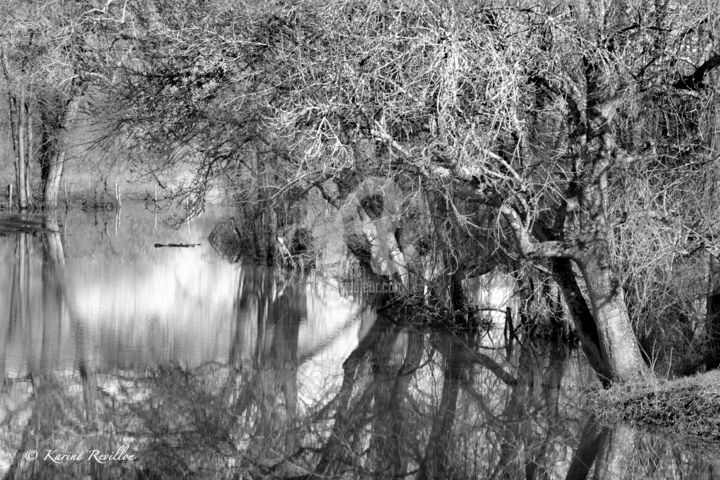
[43,98,78,210]
[551,257,611,385]
[43,148,67,210]
[578,255,647,383]
[509,205,645,384]
[592,424,636,480]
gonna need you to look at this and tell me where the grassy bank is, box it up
[587,370,720,446]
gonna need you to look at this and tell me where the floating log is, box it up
[153,243,201,248]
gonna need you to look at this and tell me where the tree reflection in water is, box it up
[0,217,719,478]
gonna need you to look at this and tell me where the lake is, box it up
[0,204,717,479]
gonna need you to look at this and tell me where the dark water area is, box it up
[0,205,717,479]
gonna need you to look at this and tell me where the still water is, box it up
[0,205,717,479]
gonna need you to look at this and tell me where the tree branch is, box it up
[673,53,720,91]
[528,73,583,132]
[470,352,517,385]
[500,203,577,259]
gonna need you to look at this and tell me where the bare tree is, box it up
[79,0,720,384]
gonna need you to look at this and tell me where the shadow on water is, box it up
[0,206,718,479]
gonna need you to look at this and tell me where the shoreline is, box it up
[586,370,720,444]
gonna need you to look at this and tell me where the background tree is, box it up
[0,1,126,210]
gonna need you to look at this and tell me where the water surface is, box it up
[0,205,717,479]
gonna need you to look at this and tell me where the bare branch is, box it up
[673,53,720,91]
[500,203,577,259]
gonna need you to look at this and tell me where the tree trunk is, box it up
[16,89,28,210]
[1,49,25,211]
[7,93,19,211]
[43,98,79,210]
[592,424,635,480]
[418,336,464,480]
[565,418,603,480]
[25,101,33,209]
[315,318,387,477]
[369,328,420,477]
[43,148,66,210]
[40,215,64,377]
[551,257,611,385]
[706,254,720,369]
[705,79,720,370]
[578,255,647,383]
